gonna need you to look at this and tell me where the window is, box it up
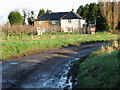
[39,21,43,24]
[104,3,106,7]
[52,20,56,24]
[68,19,71,23]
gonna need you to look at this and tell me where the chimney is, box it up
[72,9,74,12]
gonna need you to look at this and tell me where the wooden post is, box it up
[31,27,33,39]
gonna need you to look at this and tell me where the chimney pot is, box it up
[72,9,74,12]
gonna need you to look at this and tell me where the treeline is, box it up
[6,3,111,32]
[7,9,52,26]
[6,2,120,32]
[77,3,109,31]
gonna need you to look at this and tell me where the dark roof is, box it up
[36,12,69,21]
[61,11,82,19]
[35,11,82,21]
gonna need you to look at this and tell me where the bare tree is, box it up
[98,0,119,31]
[22,8,28,25]
[2,24,10,40]
[119,1,120,21]
[113,0,119,30]
[116,1,120,31]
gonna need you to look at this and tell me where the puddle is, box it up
[66,76,72,88]
[75,58,80,61]
[10,62,19,65]
[2,79,16,84]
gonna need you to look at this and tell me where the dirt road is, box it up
[2,41,112,88]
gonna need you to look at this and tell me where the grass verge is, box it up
[1,33,118,60]
[77,41,119,88]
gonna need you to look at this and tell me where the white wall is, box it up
[61,19,86,32]
[79,19,86,28]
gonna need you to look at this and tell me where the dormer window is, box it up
[52,20,56,24]
[68,19,71,23]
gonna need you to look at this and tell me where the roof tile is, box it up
[35,11,82,21]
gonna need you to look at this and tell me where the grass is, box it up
[1,32,117,41]
[77,41,119,88]
[0,32,118,60]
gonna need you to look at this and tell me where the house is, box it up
[34,9,86,33]
[87,26,96,34]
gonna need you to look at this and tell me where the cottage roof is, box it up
[35,11,82,21]
[61,11,82,19]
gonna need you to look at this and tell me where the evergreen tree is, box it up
[96,9,110,31]
[77,3,109,31]
[37,9,45,18]
[46,9,52,13]
[22,8,27,25]
[88,3,98,25]
[82,4,89,19]
[77,5,84,16]
[28,11,35,25]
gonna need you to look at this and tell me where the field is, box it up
[0,32,118,60]
[77,41,119,88]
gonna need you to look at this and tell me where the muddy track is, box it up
[2,41,112,89]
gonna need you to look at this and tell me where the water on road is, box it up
[2,41,112,88]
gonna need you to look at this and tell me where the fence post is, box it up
[31,27,34,39]
[6,25,10,40]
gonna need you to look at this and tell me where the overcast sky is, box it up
[0,0,98,25]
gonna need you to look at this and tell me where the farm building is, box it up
[34,9,86,33]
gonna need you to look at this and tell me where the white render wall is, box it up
[79,19,86,28]
[61,19,86,32]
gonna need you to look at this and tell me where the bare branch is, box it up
[98,0,119,31]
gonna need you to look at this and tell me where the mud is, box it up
[2,41,112,89]
[65,56,88,89]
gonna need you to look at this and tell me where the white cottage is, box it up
[34,9,86,33]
